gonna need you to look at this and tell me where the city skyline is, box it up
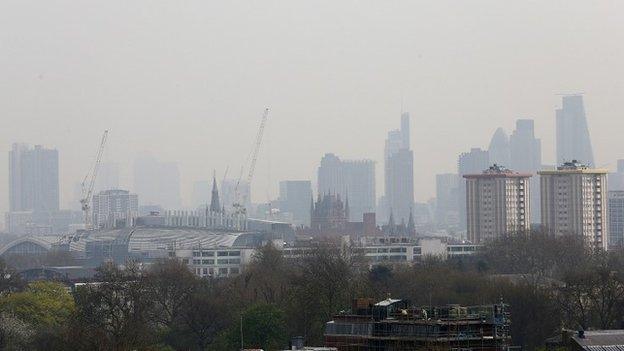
[2,1,624,219]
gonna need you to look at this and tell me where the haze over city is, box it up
[2,0,624,216]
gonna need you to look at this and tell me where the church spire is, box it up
[210,171,221,212]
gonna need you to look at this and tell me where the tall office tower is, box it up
[556,95,595,167]
[608,191,624,249]
[608,160,624,191]
[92,189,139,229]
[487,128,511,167]
[279,180,312,226]
[383,112,414,223]
[191,181,211,208]
[435,173,460,229]
[9,143,59,212]
[464,165,531,243]
[133,155,181,209]
[317,153,376,221]
[509,119,542,223]
[95,162,120,193]
[457,148,490,232]
[539,161,608,250]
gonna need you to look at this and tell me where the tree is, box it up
[230,304,287,351]
[0,258,25,295]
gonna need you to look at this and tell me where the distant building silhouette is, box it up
[310,193,348,236]
[92,189,139,229]
[435,173,460,229]
[556,95,595,167]
[133,155,181,209]
[279,180,312,226]
[317,153,376,221]
[383,112,414,224]
[608,160,624,191]
[210,175,221,213]
[509,119,542,223]
[191,180,211,209]
[487,128,511,167]
[9,143,59,212]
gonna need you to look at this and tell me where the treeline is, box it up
[2,233,624,350]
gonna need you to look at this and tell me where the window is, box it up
[202,251,214,257]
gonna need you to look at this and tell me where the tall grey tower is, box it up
[9,143,59,212]
[487,128,511,167]
[509,119,542,223]
[556,95,595,167]
[317,153,376,221]
[383,112,414,224]
[457,148,489,233]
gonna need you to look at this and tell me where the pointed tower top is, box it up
[210,173,221,212]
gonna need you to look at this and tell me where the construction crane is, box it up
[233,108,269,215]
[80,130,109,231]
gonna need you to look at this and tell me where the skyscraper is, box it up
[9,143,59,212]
[539,161,608,250]
[435,173,460,229]
[509,119,542,223]
[317,153,376,221]
[383,112,414,223]
[133,155,181,209]
[279,180,312,226]
[556,95,595,167]
[487,128,511,167]
[464,165,531,243]
[457,148,489,232]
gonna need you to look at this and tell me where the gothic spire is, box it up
[210,171,221,212]
[407,208,415,236]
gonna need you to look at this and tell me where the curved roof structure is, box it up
[0,226,262,257]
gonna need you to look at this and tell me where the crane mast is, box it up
[80,130,109,230]
[233,108,269,215]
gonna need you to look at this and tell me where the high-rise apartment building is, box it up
[509,119,542,223]
[556,95,595,167]
[317,153,376,221]
[608,191,624,249]
[9,143,59,212]
[539,161,608,250]
[464,165,531,243]
[133,155,181,209]
[92,189,139,229]
[383,112,414,224]
[279,180,312,226]
[457,148,490,232]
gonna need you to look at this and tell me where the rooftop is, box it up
[572,330,624,350]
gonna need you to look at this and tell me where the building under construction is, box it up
[324,298,513,351]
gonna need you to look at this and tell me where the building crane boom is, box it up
[80,130,109,230]
[234,108,269,214]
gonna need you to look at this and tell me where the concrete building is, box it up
[383,113,414,224]
[556,95,595,167]
[317,153,376,221]
[464,165,531,243]
[279,180,312,226]
[539,161,608,250]
[92,189,139,229]
[457,148,490,233]
[509,119,542,223]
[608,191,624,249]
[9,143,59,212]
[133,155,181,209]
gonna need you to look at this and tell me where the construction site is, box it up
[324,298,515,351]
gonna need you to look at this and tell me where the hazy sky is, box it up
[2,1,624,216]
